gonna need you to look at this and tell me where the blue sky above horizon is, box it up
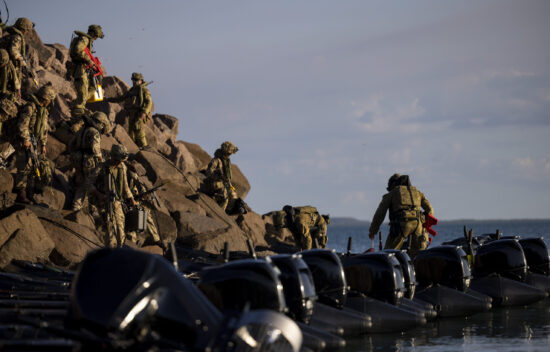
[10,1,550,220]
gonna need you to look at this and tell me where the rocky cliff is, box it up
[0,29,293,269]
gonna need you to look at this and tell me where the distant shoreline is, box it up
[330,217,550,227]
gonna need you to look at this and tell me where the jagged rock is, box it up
[88,101,123,123]
[33,186,66,210]
[144,123,158,149]
[52,122,74,145]
[0,207,56,269]
[36,69,76,100]
[150,209,177,243]
[102,76,130,99]
[111,124,139,154]
[232,164,250,199]
[237,211,269,247]
[38,214,103,268]
[64,209,95,229]
[170,140,198,174]
[174,212,228,238]
[45,134,66,162]
[128,160,147,177]
[100,133,120,155]
[135,150,188,185]
[46,43,69,64]
[0,169,13,195]
[54,154,72,173]
[153,114,178,136]
[151,119,175,146]
[155,182,203,213]
[50,95,72,124]
[27,30,56,69]
[182,141,211,169]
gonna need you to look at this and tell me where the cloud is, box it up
[350,94,426,134]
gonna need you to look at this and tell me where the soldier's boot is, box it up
[15,188,32,204]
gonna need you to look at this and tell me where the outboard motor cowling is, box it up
[518,238,550,276]
[270,254,317,323]
[413,245,472,292]
[383,249,418,299]
[474,239,528,282]
[300,249,348,309]
[341,252,406,305]
[198,258,287,314]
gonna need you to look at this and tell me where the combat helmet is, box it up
[14,18,34,32]
[221,141,238,155]
[0,49,9,67]
[111,144,129,162]
[131,72,144,81]
[87,24,104,39]
[387,173,402,191]
[90,111,112,134]
[36,84,56,103]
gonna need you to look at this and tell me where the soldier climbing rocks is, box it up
[202,141,239,212]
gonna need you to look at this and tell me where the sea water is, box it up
[326,220,550,352]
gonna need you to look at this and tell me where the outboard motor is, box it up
[300,249,348,309]
[474,239,528,282]
[413,245,472,292]
[71,248,302,351]
[341,252,407,305]
[270,254,317,323]
[383,249,418,299]
[197,258,287,314]
[518,238,550,276]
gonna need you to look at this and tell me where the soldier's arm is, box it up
[420,193,434,215]
[71,37,93,65]
[368,194,391,237]
[17,105,33,143]
[88,129,103,159]
[140,88,152,115]
[11,63,21,91]
[205,158,220,178]
[8,35,23,63]
[121,164,135,202]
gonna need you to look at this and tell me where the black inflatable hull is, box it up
[470,274,547,306]
[344,295,426,333]
[309,302,372,336]
[400,298,438,320]
[298,322,346,351]
[524,272,550,295]
[414,285,492,317]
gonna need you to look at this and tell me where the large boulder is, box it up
[135,149,188,185]
[33,186,66,210]
[153,114,178,136]
[232,164,250,199]
[155,182,203,214]
[0,169,13,195]
[111,124,139,154]
[0,207,56,269]
[36,69,76,101]
[174,212,228,239]
[237,210,269,248]
[45,134,67,162]
[182,141,211,170]
[102,76,130,99]
[150,209,178,243]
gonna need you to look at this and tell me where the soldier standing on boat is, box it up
[68,111,112,211]
[12,83,55,204]
[202,141,239,212]
[94,144,136,247]
[105,72,152,148]
[368,174,434,258]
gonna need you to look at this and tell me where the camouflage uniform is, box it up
[13,84,55,203]
[2,18,33,85]
[0,49,21,101]
[107,72,152,148]
[203,141,238,211]
[369,174,434,258]
[68,111,111,210]
[285,206,328,250]
[68,25,103,110]
[95,144,135,248]
[126,169,161,245]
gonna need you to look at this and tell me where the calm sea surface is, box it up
[326,220,550,352]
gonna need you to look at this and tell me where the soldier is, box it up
[68,111,112,211]
[12,83,55,203]
[126,165,163,247]
[2,17,33,85]
[282,205,329,250]
[94,144,136,247]
[0,97,18,168]
[368,174,434,258]
[202,141,239,211]
[106,72,152,148]
[0,48,21,102]
[67,24,104,111]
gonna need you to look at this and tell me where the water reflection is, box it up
[343,299,550,351]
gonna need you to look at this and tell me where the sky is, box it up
[8,1,550,220]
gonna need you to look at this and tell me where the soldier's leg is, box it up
[113,201,126,247]
[146,209,161,243]
[295,221,312,250]
[134,114,147,148]
[13,150,32,202]
[72,66,89,109]
[384,225,406,250]
[409,226,429,259]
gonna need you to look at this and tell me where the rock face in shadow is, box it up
[0,27,293,269]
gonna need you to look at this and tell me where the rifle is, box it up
[106,172,118,247]
[83,47,103,98]
[133,181,168,203]
[29,136,41,179]
[22,56,38,87]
